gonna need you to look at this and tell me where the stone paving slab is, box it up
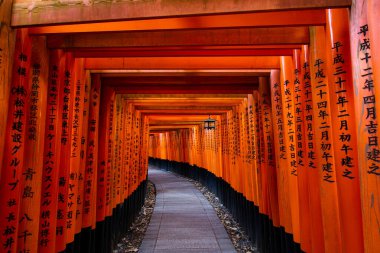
[140,166,236,253]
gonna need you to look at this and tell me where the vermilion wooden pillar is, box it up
[38,49,65,253]
[66,58,85,244]
[0,1,15,181]
[253,92,264,213]
[56,52,75,252]
[300,45,325,253]
[270,69,293,236]
[83,74,100,230]
[17,36,49,253]
[96,86,115,223]
[292,49,311,253]
[326,8,364,253]
[255,90,268,216]
[259,77,280,228]
[0,29,31,253]
[350,1,380,252]
[309,26,342,253]
[280,56,300,244]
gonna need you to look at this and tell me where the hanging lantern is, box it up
[204,115,216,130]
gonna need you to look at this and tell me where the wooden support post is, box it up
[0,29,31,253]
[65,58,85,245]
[259,77,280,227]
[38,49,65,253]
[83,74,100,230]
[55,52,75,252]
[326,8,365,253]
[77,70,91,234]
[0,0,15,180]
[270,69,293,234]
[300,45,325,253]
[280,56,301,244]
[247,94,259,207]
[17,35,49,253]
[350,1,380,252]
[292,49,311,252]
[309,26,342,253]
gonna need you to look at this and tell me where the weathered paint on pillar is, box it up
[259,76,280,227]
[0,29,31,253]
[17,35,49,253]
[96,86,115,222]
[350,1,380,252]
[280,56,300,243]
[55,52,75,252]
[309,26,342,253]
[300,45,325,253]
[270,69,293,233]
[326,8,365,253]
[38,49,65,253]
[83,74,100,229]
[293,49,312,253]
[0,0,15,180]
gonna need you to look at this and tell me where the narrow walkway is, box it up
[140,166,236,253]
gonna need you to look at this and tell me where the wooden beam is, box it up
[27,10,326,34]
[12,0,350,27]
[84,56,280,70]
[104,76,258,94]
[113,84,257,94]
[74,48,294,58]
[123,94,248,99]
[48,27,309,49]
[93,69,272,77]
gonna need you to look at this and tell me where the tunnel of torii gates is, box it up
[0,0,380,253]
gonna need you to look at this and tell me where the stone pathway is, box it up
[139,166,236,253]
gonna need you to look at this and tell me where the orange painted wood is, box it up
[254,90,267,216]
[28,10,326,35]
[47,27,309,49]
[326,8,365,253]
[247,94,259,206]
[0,28,31,253]
[11,0,350,27]
[83,74,100,229]
[0,0,15,180]
[350,0,380,252]
[77,71,90,231]
[17,35,48,253]
[55,52,75,252]
[241,98,252,202]
[259,77,280,227]
[65,58,85,244]
[292,49,311,252]
[280,56,300,243]
[38,49,65,253]
[367,1,380,251]
[270,69,292,233]
[300,45,325,253]
[84,56,280,70]
[96,86,115,222]
[309,26,342,253]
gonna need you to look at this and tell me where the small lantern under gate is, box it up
[204,115,216,130]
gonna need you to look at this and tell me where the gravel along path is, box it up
[189,179,257,253]
[113,181,156,253]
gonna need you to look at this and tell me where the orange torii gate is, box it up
[0,1,379,253]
